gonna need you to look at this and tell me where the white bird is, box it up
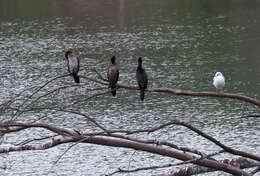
[213,72,225,94]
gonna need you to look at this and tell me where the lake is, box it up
[0,0,259,175]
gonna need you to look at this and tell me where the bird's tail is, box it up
[140,89,145,101]
[73,74,80,83]
[111,86,116,96]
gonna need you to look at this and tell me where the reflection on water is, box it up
[0,0,260,176]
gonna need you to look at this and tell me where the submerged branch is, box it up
[167,157,260,176]
[241,114,260,118]
[251,166,260,175]
[108,157,259,176]
[108,164,173,176]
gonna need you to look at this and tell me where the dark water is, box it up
[0,0,259,175]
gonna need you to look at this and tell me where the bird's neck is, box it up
[138,62,142,68]
[112,62,117,66]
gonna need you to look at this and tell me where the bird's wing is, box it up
[136,69,148,89]
[108,65,119,86]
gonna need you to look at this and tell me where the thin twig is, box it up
[93,68,108,82]
[170,119,260,162]
[66,90,111,108]
[251,166,260,175]
[79,75,108,86]
[11,74,70,120]
[15,135,58,146]
[23,107,109,134]
[52,137,90,166]
[107,164,173,176]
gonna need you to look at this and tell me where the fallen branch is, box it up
[0,134,252,176]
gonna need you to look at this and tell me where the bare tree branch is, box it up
[86,70,260,107]
[66,90,111,108]
[0,133,252,176]
[97,119,260,162]
[169,120,260,162]
[0,136,76,153]
[79,74,109,86]
[116,83,260,106]
[10,74,70,120]
[93,68,108,82]
[27,107,110,133]
[102,133,209,157]
[0,122,78,136]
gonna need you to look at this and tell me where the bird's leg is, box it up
[216,88,224,95]
[216,88,219,95]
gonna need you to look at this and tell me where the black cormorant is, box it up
[136,57,148,101]
[65,50,80,83]
[107,56,119,96]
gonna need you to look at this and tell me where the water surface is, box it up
[0,0,259,176]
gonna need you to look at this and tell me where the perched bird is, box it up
[65,50,80,83]
[107,56,119,96]
[136,57,148,101]
[213,72,225,94]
